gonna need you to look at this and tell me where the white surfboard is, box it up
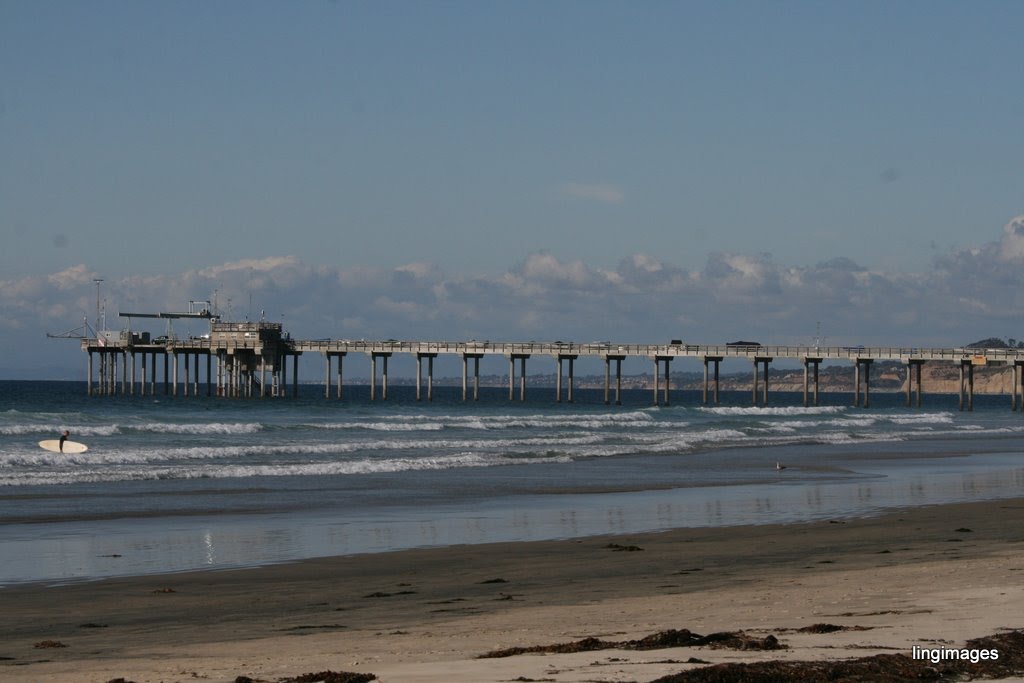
[38,439,88,454]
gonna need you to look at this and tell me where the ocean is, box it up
[2,380,1024,586]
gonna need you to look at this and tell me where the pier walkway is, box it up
[79,326,1024,411]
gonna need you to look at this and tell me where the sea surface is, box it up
[2,380,1024,586]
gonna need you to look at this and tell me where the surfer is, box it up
[59,430,70,453]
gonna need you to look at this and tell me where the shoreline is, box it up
[3,497,1024,682]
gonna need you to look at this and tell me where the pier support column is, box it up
[1015,362,1024,412]
[653,357,671,406]
[369,353,390,401]
[663,358,671,406]
[555,357,562,402]
[702,358,708,405]
[958,361,977,412]
[87,352,93,396]
[761,358,770,406]
[183,353,190,398]
[802,357,822,408]
[325,354,331,399]
[750,358,772,406]
[906,360,925,408]
[172,352,179,397]
[509,354,529,401]
[473,355,480,401]
[853,359,873,408]
[854,361,859,406]
[417,355,423,401]
[604,358,611,404]
[567,356,575,403]
[206,353,212,397]
[751,360,759,406]
[518,356,528,401]
[606,356,622,403]
[553,355,579,402]
[653,357,660,406]
[292,353,300,399]
[428,355,435,401]
[459,354,483,401]
[1012,362,1018,412]
[700,358,724,405]
[336,352,344,399]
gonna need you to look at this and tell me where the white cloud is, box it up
[997,215,1024,262]
[8,216,1024,375]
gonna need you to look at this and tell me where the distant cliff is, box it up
[690,361,1018,395]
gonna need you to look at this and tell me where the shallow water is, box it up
[2,381,1023,585]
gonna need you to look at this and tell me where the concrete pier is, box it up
[78,334,1024,410]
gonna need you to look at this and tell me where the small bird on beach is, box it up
[775,461,787,471]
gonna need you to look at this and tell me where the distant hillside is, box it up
[967,337,1024,349]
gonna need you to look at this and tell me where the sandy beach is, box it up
[3,498,1024,682]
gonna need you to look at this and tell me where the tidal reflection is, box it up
[7,455,1024,585]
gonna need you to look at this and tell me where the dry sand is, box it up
[4,498,1024,682]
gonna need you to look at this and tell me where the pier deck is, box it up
[79,332,1024,411]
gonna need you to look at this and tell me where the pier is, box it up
[77,323,1024,411]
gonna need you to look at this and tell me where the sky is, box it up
[1,1,1023,378]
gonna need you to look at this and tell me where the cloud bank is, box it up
[6,216,1024,376]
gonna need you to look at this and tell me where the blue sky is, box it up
[1,1,1023,377]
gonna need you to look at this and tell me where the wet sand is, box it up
[3,498,1024,682]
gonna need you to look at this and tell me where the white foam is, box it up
[129,422,264,435]
[699,406,845,416]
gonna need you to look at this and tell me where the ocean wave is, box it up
[887,413,955,425]
[0,424,120,436]
[0,451,576,486]
[306,411,659,432]
[126,422,264,435]
[699,406,846,416]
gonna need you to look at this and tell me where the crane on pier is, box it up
[119,301,220,342]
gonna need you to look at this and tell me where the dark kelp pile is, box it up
[477,628,1024,683]
[231,673,376,683]
[478,628,784,658]
[651,629,1024,682]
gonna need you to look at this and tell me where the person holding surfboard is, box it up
[38,433,88,454]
